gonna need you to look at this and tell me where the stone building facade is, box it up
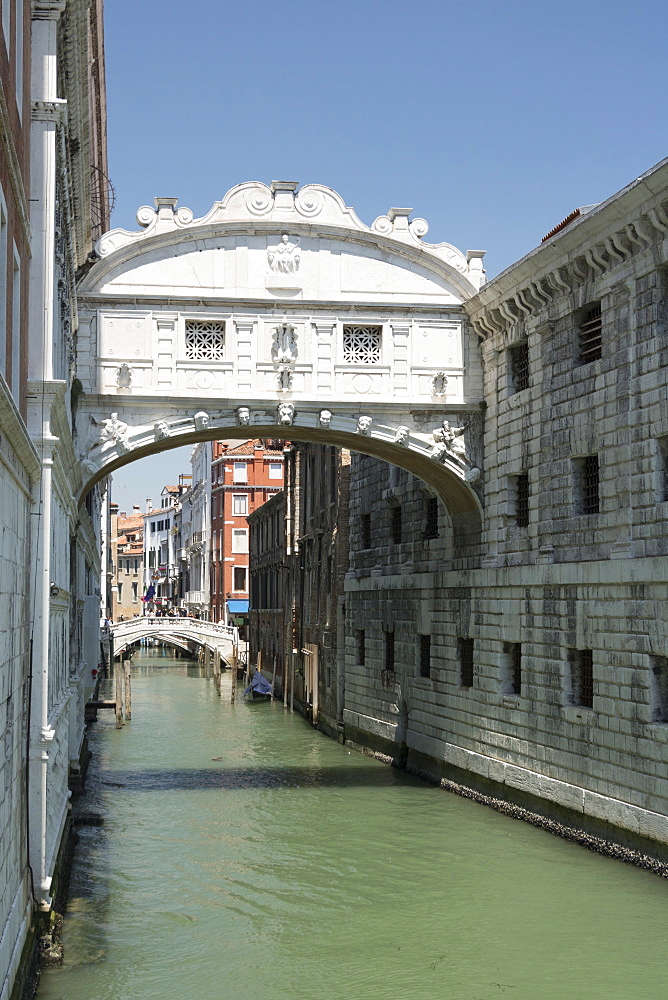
[0,1,110,997]
[343,159,668,857]
[109,506,144,620]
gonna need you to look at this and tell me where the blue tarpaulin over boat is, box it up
[244,671,273,697]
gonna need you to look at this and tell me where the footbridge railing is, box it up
[110,616,238,661]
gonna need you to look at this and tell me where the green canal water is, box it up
[38,650,667,1000]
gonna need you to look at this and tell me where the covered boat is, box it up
[244,670,273,700]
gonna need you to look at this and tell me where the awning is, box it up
[226,599,249,614]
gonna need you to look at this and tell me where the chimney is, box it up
[133,504,141,513]
[146,498,152,513]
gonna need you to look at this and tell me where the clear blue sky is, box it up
[105,0,667,508]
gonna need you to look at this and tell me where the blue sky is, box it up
[106,0,667,509]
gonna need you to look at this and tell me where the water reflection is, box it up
[38,652,668,1000]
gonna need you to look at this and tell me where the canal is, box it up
[38,649,667,1000]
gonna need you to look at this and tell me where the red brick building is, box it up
[210,439,285,629]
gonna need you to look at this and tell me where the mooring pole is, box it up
[230,646,237,705]
[114,657,123,728]
[124,660,132,721]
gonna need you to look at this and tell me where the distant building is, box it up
[110,505,144,619]
[143,483,189,611]
[210,440,285,632]
[183,442,212,618]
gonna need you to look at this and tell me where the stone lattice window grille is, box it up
[342,324,382,364]
[578,303,602,364]
[185,320,226,360]
[459,637,474,688]
[509,341,529,392]
[568,648,594,708]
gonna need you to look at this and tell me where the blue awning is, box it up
[227,599,249,614]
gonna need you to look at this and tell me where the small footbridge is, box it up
[110,617,238,663]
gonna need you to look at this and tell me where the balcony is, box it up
[185,590,208,606]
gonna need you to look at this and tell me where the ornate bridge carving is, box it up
[75,181,487,517]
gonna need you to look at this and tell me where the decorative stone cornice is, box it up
[465,156,668,341]
[89,182,486,297]
[31,1,67,20]
[31,98,67,123]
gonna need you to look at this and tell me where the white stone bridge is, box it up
[110,616,238,662]
[73,181,487,526]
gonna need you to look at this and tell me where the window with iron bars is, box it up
[419,634,431,679]
[576,455,600,514]
[185,320,226,360]
[342,324,382,364]
[578,304,602,365]
[569,648,594,708]
[360,512,372,549]
[509,341,529,392]
[516,473,530,527]
[503,641,522,695]
[357,629,366,666]
[651,655,668,722]
[424,496,439,539]
[658,437,668,502]
[390,505,402,544]
[459,637,474,688]
[384,630,395,673]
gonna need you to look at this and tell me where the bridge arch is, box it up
[111,618,238,663]
[74,181,487,526]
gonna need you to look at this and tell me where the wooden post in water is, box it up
[230,646,237,705]
[114,656,123,728]
[289,651,295,712]
[124,661,132,721]
[213,650,221,694]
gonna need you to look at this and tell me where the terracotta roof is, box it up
[224,438,286,456]
[541,204,599,243]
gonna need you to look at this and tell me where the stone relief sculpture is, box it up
[429,372,448,397]
[357,415,372,435]
[431,419,469,464]
[271,323,298,363]
[394,425,410,445]
[194,411,210,431]
[267,233,300,274]
[319,409,332,427]
[154,420,170,440]
[99,412,131,453]
[277,402,295,426]
[116,363,132,388]
[236,406,251,426]
[276,366,293,392]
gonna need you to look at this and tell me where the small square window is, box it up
[568,648,594,708]
[424,497,439,540]
[233,566,247,592]
[268,462,283,480]
[233,462,247,484]
[509,342,529,392]
[390,505,402,544]
[578,304,602,365]
[575,455,600,514]
[233,494,248,515]
[231,529,248,553]
[459,637,474,688]
[343,324,382,364]
[185,319,225,360]
[516,474,529,527]
[419,634,431,679]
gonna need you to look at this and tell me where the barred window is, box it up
[361,512,371,549]
[578,304,602,364]
[419,634,431,679]
[343,324,382,364]
[424,496,439,539]
[384,630,395,673]
[516,473,529,527]
[390,505,402,544]
[576,455,600,514]
[503,641,522,695]
[459,637,474,688]
[510,342,529,392]
[185,320,226,360]
[569,648,594,708]
[357,630,366,666]
[651,655,668,722]
[658,438,668,502]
